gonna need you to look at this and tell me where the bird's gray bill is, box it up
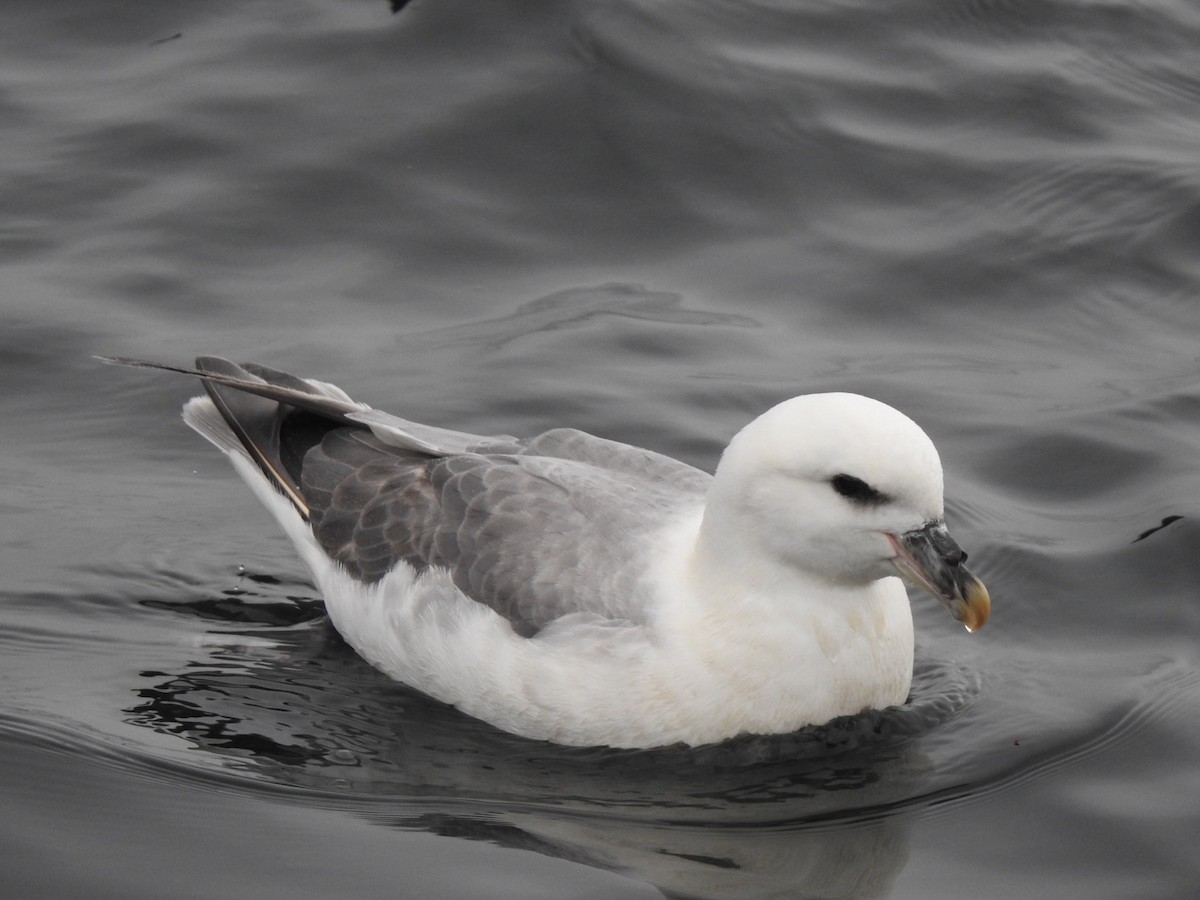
[888,522,990,632]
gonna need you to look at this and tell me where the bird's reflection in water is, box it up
[128,580,979,900]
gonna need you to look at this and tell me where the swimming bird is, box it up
[103,356,990,748]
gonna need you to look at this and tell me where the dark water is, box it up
[4,1,1200,897]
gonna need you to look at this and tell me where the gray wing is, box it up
[301,426,709,636]
[103,355,710,636]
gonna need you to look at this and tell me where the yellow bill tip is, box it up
[956,578,991,633]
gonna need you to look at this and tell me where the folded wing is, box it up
[107,356,710,637]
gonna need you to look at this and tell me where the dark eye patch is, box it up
[830,473,887,505]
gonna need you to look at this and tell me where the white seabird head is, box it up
[707,393,990,631]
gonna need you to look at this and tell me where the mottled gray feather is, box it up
[300,425,708,635]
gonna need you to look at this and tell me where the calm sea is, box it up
[3,1,1199,897]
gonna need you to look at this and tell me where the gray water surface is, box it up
[3,2,1200,898]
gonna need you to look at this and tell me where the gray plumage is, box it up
[106,356,710,638]
[303,427,706,635]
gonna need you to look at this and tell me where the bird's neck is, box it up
[666,506,915,732]
[684,496,912,655]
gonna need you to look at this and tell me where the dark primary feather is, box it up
[110,356,711,636]
[98,355,363,421]
[199,357,322,518]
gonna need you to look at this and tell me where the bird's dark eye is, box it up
[830,473,886,505]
